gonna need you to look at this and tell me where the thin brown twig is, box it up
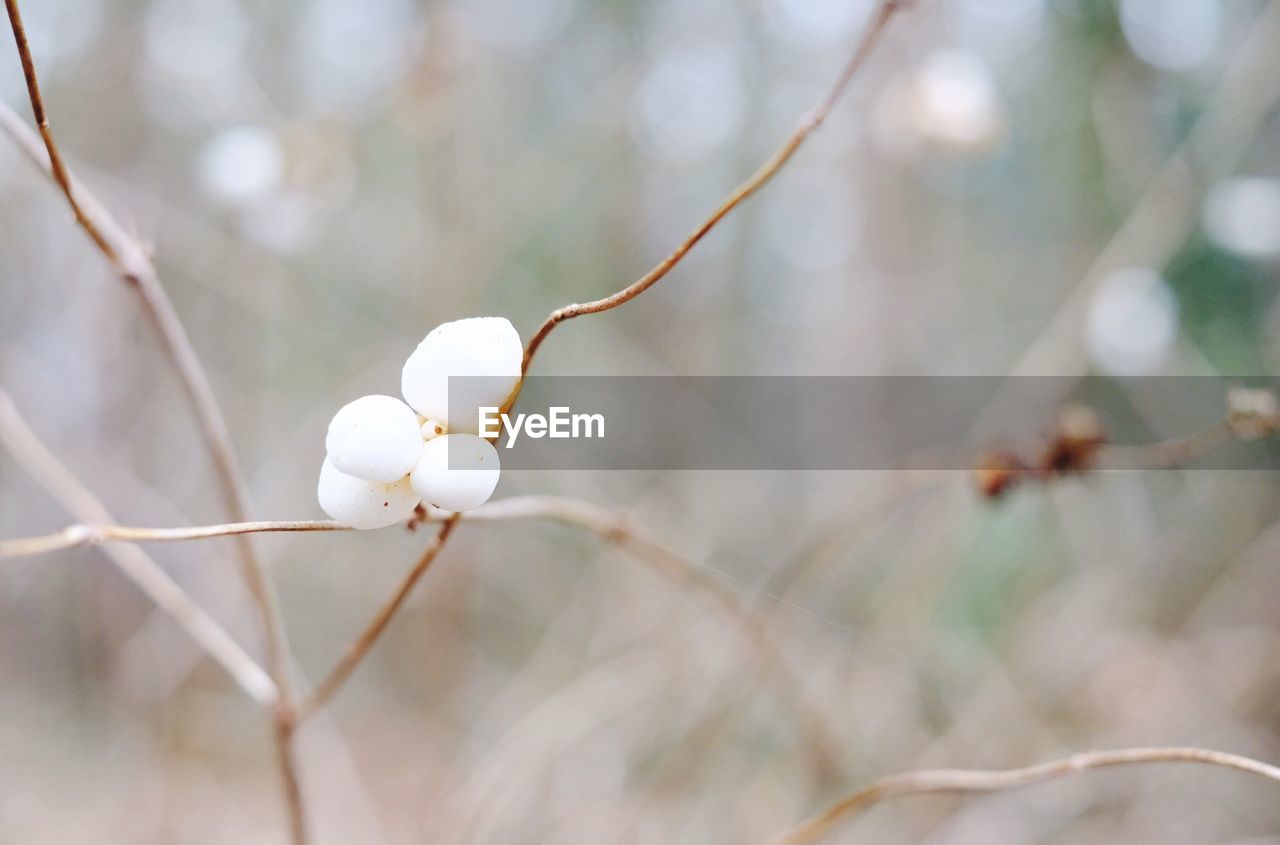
[0,388,277,705]
[289,0,905,752]
[0,18,294,698]
[769,746,1280,845]
[623,529,848,779]
[0,99,297,703]
[1098,419,1240,470]
[280,3,908,727]
[296,514,462,722]
[6,398,1261,564]
[3,0,906,827]
[0,520,351,560]
[449,496,847,779]
[978,399,1279,497]
[2,0,116,260]
[0,492,842,772]
[272,724,309,845]
[280,496,841,774]
[0,5,305,836]
[519,0,903,375]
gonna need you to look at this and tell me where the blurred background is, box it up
[2,0,1280,841]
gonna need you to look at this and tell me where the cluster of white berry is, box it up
[317,317,523,529]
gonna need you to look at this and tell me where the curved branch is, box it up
[296,514,462,722]
[0,520,351,560]
[0,388,277,706]
[442,496,848,778]
[0,3,303,835]
[0,21,296,715]
[0,498,628,562]
[520,0,904,375]
[770,746,1280,845]
[2,0,117,259]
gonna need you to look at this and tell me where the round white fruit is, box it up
[410,434,501,512]
[401,317,523,434]
[325,394,424,483]
[317,458,421,529]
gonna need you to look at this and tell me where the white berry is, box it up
[317,458,421,529]
[401,317,523,434]
[325,394,424,483]
[410,433,501,512]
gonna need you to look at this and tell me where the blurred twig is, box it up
[0,2,304,838]
[290,0,910,749]
[519,0,904,375]
[0,19,291,693]
[976,392,1280,497]
[1099,391,1277,471]
[1006,0,1280,378]
[451,496,849,780]
[15,496,847,774]
[0,520,351,560]
[2,394,1266,553]
[0,388,277,706]
[771,746,1280,845]
[280,0,909,752]
[296,514,462,722]
[1098,419,1239,470]
[291,497,846,777]
[2,0,116,260]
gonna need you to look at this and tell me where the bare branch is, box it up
[296,515,462,721]
[0,388,277,706]
[0,498,628,562]
[289,0,907,777]
[1099,419,1240,470]
[2,0,117,259]
[278,495,841,775]
[0,13,295,707]
[0,5,306,835]
[519,0,904,375]
[7,393,1269,562]
[0,520,351,561]
[976,396,1280,497]
[771,746,1280,845]
[0,493,841,772]
[441,496,847,778]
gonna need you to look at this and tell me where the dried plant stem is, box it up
[273,727,308,845]
[211,496,838,772]
[0,520,351,560]
[770,746,1280,845]
[0,495,839,768]
[1099,419,1241,470]
[296,515,462,722]
[622,532,846,778]
[2,0,116,260]
[0,8,292,689]
[8,403,1273,564]
[0,4,303,838]
[520,0,903,375]
[289,0,905,751]
[0,389,276,705]
[447,496,846,778]
[0,91,295,700]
